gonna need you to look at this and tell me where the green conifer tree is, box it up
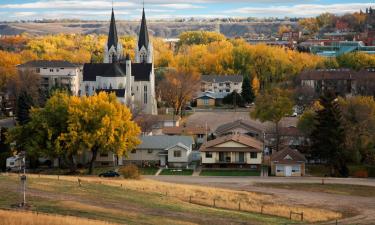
[241,75,255,104]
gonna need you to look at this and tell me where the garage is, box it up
[271,148,306,177]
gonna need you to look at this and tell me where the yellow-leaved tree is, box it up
[61,92,141,174]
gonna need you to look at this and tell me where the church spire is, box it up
[107,7,118,51]
[138,7,149,50]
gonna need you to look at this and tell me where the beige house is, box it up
[270,147,306,177]
[200,134,263,169]
[125,135,194,168]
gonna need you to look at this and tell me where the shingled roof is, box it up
[17,60,78,68]
[201,75,243,83]
[137,135,194,150]
[215,119,264,136]
[200,134,263,152]
[271,147,306,164]
[162,126,210,135]
[83,63,152,82]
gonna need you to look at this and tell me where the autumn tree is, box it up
[310,91,348,177]
[159,56,201,116]
[298,18,319,35]
[251,88,294,151]
[62,92,140,174]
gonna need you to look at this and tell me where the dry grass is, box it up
[0,209,118,225]
[21,174,342,222]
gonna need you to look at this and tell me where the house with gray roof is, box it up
[123,135,194,168]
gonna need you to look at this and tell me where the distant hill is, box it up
[0,21,297,38]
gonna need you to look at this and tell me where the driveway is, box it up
[147,176,375,224]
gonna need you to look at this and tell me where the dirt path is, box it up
[148,176,375,225]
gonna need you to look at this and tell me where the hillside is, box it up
[0,21,296,38]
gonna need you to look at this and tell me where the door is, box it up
[285,165,292,177]
[238,152,245,163]
[160,156,166,167]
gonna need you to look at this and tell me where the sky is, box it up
[0,0,374,21]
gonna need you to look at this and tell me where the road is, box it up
[147,176,375,225]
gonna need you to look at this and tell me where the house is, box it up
[270,147,306,177]
[195,92,227,107]
[200,75,243,94]
[80,7,157,115]
[162,125,210,145]
[200,134,263,169]
[299,68,375,97]
[17,60,82,95]
[214,119,264,139]
[124,135,194,168]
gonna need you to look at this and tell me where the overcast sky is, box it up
[0,0,373,21]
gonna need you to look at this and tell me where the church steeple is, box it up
[138,7,149,50]
[108,8,118,51]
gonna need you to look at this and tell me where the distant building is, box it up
[17,60,82,95]
[310,41,375,57]
[162,125,210,145]
[270,147,306,177]
[200,75,243,94]
[299,68,375,97]
[214,119,263,139]
[194,91,228,107]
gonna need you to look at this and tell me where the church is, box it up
[81,7,158,115]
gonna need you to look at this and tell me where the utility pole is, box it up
[19,151,27,207]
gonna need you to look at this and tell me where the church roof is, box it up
[138,8,149,50]
[83,63,152,82]
[107,8,119,51]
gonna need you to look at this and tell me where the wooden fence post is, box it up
[238,202,241,211]
[78,178,81,187]
[213,199,216,207]
[301,212,303,221]
[189,196,192,203]
[261,205,263,214]
[290,211,292,220]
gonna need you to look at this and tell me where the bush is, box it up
[119,164,140,179]
[366,166,375,178]
[352,170,368,178]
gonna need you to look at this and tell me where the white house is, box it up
[124,135,194,168]
[81,7,157,115]
[17,60,82,96]
[200,75,243,94]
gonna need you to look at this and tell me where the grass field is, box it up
[200,170,260,176]
[0,209,117,225]
[160,169,193,176]
[255,183,375,197]
[0,174,310,225]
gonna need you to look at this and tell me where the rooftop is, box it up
[200,134,263,152]
[201,75,243,83]
[137,135,194,150]
[17,60,79,68]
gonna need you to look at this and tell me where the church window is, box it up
[50,69,54,72]
[85,85,89,93]
[144,85,148,104]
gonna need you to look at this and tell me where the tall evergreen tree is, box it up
[16,90,34,125]
[241,75,255,104]
[310,91,348,177]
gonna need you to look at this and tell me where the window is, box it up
[292,165,300,172]
[203,99,209,105]
[147,149,153,154]
[144,85,148,104]
[205,152,212,158]
[10,162,14,166]
[276,165,284,172]
[56,69,60,72]
[131,149,136,154]
[174,150,182,157]
[239,152,245,162]
[234,82,238,85]
[226,89,230,92]
[101,162,109,166]
[197,134,204,138]
[250,152,257,159]
[219,83,223,86]
[100,153,109,157]
[50,69,54,72]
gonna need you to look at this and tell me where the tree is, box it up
[241,75,255,104]
[250,88,294,151]
[16,90,34,125]
[0,128,12,171]
[159,58,201,116]
[223,90,245,107]
[61,92,140,174]
[310,91,348,177]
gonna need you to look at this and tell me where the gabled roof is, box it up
[83,63,152,82]
[138,8,150,50]
[195,91,228,100]
[200,134,263,152]
[17,60,78,68]
[162,126,210,135]
[215,119,264,136]
[137,135,194,150]
[201,75,243,83]
[107,8,119,51]
[271,147,306,164]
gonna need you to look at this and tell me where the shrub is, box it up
[352,170,368,178]
[367,166,375,178]
[119,164,140,179]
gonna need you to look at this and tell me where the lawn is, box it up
[0,174,303,225]
[255,183,375,197]
[200,170,260,176]
[139,167,159,175]
[160,169,193,176]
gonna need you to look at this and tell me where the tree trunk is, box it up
[275,121,280,152]
[68,154,77,173]
[88,147,98,175]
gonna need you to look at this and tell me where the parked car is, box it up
[98,171,120,177]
